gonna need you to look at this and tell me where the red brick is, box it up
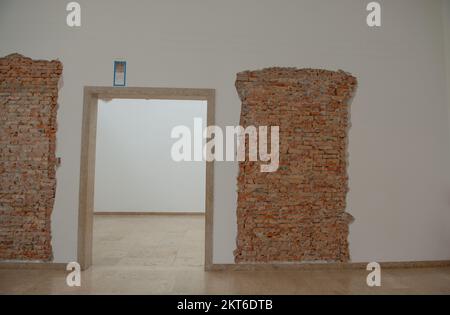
[234,67,357,263]
[0,53,62,261]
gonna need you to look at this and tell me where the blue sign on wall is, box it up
[113,61,126,86]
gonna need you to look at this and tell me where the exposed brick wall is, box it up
[0,53,62,261]
[234,67,357,263]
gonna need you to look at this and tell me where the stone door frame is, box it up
[77,86,215,270]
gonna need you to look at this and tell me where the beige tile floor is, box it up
[1,214,450,294]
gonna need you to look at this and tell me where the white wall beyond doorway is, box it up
[94,98,207,213]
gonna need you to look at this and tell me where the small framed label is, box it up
[113,61,126,86]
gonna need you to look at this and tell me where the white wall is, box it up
[444,0,450,144]
[94,99,206,213]
[1,0,450,263]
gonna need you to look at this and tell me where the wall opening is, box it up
[78,87,215,270]
[91,98,207,268]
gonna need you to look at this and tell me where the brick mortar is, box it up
[0,53,62,261]
[234,67,357,263]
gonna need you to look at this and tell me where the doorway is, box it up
[77,87,215,270]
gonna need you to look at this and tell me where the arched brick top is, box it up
[234,67,357,263]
